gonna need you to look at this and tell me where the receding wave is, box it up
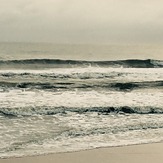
[0,106,163,117]
[0,59,162,69]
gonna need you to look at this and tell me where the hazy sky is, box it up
[0,0,163,43]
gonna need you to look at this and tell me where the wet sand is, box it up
[0,143,163,163]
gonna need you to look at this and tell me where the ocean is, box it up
[0,42,163,158]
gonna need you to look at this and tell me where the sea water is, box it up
[0,43,163,158]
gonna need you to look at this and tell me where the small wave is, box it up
[0,59,162,69]
[0,106,163,117]
[0,81,162,91]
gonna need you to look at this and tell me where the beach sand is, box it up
[0,143,163,163]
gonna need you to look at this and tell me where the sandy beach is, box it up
[0,143,163,163]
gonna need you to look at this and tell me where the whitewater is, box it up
[0,58,162,158]
[0,43,163,158]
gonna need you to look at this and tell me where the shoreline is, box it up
[1,143,163,163]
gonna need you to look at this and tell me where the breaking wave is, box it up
[0,106,163,117]
[0,59,163,69]
[0,81,162,91]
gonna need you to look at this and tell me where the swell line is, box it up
[0,59,162,69]
[0,81,162,91]
[0,106,163,117]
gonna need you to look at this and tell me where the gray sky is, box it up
[0,0,163,43]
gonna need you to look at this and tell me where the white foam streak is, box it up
[0,67,163,82]
[0,89,162,109]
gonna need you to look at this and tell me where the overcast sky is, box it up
[0,0,163,43]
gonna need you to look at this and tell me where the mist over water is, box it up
[0,42,163,61]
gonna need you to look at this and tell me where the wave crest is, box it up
[0,106,163,117]
[0,59,162,69]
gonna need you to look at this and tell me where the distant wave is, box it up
[0,106,163,117]
[0,59,162,69]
